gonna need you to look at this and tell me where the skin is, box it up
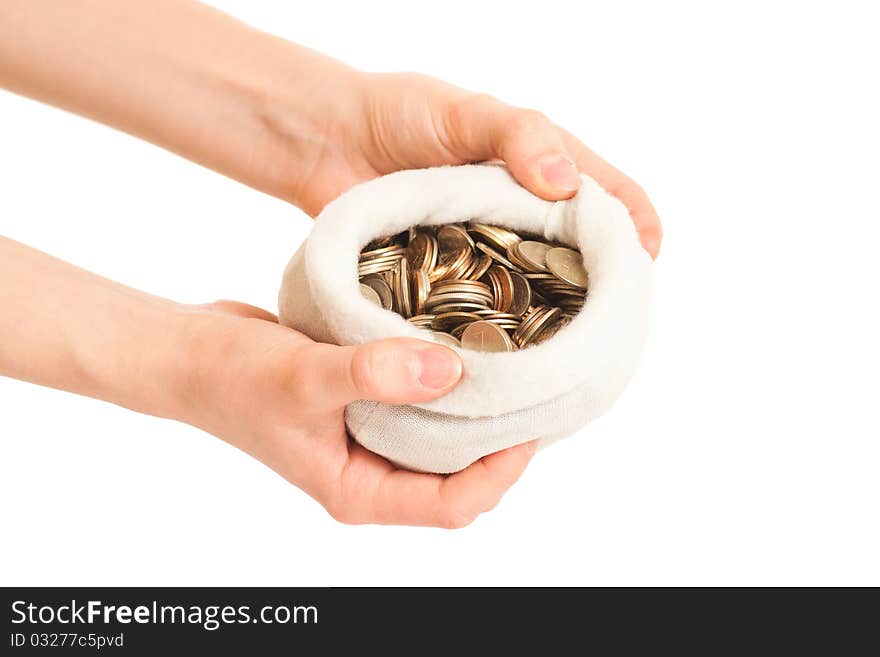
[0,1,661,527]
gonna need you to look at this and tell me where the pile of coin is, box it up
[358,223,589,352]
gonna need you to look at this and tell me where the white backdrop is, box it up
[1,0,878,586]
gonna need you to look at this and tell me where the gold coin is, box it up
[430,245,472,282]
[513,240,552,272]
[431,279,492,294]
[531,317,564,345]
[407,314,437,329]
[426,293,492,306]
[508,271,532,316]
[406,231,438,272]
[514,306,562,347]
[433,311,482,333]
[410,268,431,314]
[488,265,514,313]
[359,224,588,351]
[360,244,405,260]
[360,275,394,310]
[476,242,522,272]
[392,258,412,317]
[546,247,589,289]
[359,283,383,307]
[465,253,493,281]
[460,321,516,353]
[468,223,521,251]
[444,224,474,246]
[437,225,472,266]
[428,331,462,348]
[429,301,491,314]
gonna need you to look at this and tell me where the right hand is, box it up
[178,300,536,528]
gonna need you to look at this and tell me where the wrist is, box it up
[70,300,205,424]
[151,303,265,433]
[132,303,234,427]
[236,42,369,209]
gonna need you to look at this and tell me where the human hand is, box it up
[0,3,660,255]
[181,301,536,528]
[287,73,662,258]
[0,237,533,527]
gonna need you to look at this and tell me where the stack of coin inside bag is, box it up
[357,223,589,352]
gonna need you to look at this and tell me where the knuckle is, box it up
[280,344,322,399]
[447,92,501,133]
[349,344,380,397]
[506,108,551,136]
[324,496,364,526]
[438,505,477,530]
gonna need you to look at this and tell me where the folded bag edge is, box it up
[286,164,652,419]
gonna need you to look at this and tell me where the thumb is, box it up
[298,338,463,409]
[444,94,581,200]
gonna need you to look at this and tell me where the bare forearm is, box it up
[0,236,198,419]
[0,0,361,203]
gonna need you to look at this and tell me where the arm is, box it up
[0,237,534,527]
[0,0,351,205]
[0,0,662,255]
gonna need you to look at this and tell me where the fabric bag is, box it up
[278,164,653,473]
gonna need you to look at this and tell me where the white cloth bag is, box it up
[278,164,653,473]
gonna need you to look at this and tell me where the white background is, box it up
[1,1,878,586]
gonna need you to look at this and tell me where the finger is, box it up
[293,337,463,410]
[560,131,663,258]
[335,441,537,528]
[438,440,538,524]
[442,94,581,200]
[202,299,279,323]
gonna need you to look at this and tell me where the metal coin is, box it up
[433,312,483,333]
[410,268,431,314]
[468,223,521,251]
[428,332,463,349]
[514,241,552,272]
[425,293,492,309]
[546,247,589,289]
[465,254,493,281]
[475,242,522,272]
[488,265,514,313]
[392,258,412,317]
[360,275,394,310]
[437,225,472,266]
[429,301,491,314]
[407,314,437,328]
[406,231,438,272]
[508,271,532,316]
[359,223,588,352]
[460,321,516,353]
[359,283,383,308]
[360,244,405,260]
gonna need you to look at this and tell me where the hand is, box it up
[182,301,537,528]
[288,73,663,258]
[0,238,533,528]
[0,2,661,255]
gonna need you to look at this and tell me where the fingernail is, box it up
[538,154,580,192]
[417,347,463,389]
[643,235,661,259]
